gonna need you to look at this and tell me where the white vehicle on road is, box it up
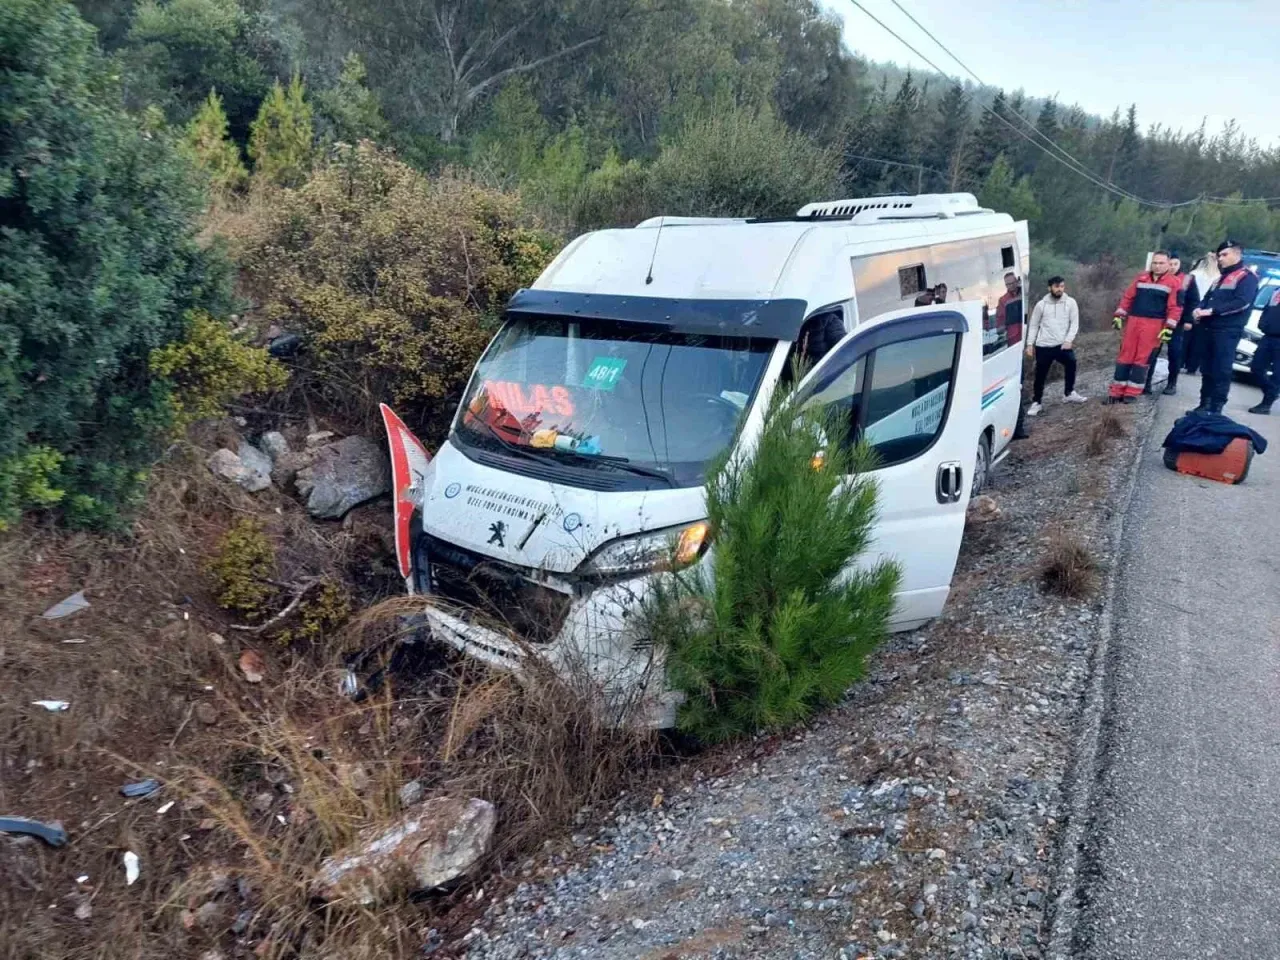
[381,193,1028,726]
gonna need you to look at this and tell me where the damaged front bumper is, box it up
[408,575,684,730]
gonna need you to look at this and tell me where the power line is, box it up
[843,0,1161,206]
[883,0,1159,207]
[847,0,1277,209]
[842,150,982,190]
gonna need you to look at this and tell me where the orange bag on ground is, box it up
[1162,437,1254,484]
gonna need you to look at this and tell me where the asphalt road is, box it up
[1076,373,1280,959]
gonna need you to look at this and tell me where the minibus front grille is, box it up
[421,536,572,645]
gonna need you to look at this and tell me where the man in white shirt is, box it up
[1025,275,1088,415]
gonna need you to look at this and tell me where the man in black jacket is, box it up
[1190,240,1259,414]
[1145,254,1200,395]
[1248,286,1280,414]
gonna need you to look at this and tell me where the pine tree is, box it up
[249,74,314,187]
[978,154,1041,224]
[183,89,249,194]
[873,72,923,192]
[316,53,388,145]
[967,90,1016,182]
[926,82,971,192]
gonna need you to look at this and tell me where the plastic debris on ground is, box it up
[123,851,140,886]
[238,649,266,683]
[120,779,161,799]
[32,700,70,712]
[0,816,69,847]
[40,590,90,620]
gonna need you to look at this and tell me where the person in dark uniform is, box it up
[1190,239,1258,414]
[1248,287,1280,415]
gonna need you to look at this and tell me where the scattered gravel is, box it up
[462,363,1153,960]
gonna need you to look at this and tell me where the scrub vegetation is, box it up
[647,392,901,741]
[4,0,1279,956]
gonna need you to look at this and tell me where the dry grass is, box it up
[0,446,658,960]
[1039,525,1100,598]
[1086,405,1130,457]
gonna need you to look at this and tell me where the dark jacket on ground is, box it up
[1163,411,1268,455]
[1259,286,1280,337]
[1197,264,1259,330]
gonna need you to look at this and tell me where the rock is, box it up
[238,442,273,486]
[271,448,318,489]
[961,910,979,931]
[295,436,390,520]
[398,780,425,808]
[207,449,271,494]
[315,797,495,905]
[305,430,335,449]
[74,901,92,921]
[337,762,371,795]
[195,702,218,725]
[194,900,229,932]
[251,792,275,814]
[258,431,290,462]
[238,649,266,684]
[967,494,1001,523]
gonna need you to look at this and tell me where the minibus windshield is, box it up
[454,314,775,488]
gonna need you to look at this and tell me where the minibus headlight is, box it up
[577,521,710,578]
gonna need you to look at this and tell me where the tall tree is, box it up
[925,82,972,191]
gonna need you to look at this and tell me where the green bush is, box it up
[0,0,233,530]
[149,310,288,429]
[240,142,558,433]
[647,390,900,742]
[208,517,278,619]
[643,104,839,219]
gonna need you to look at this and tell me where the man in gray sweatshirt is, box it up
[1025,276,1088,415]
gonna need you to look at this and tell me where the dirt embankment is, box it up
[3,330,1143,960]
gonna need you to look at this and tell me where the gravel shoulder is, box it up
[459,347,1153,960]
[1072,374,1280,960]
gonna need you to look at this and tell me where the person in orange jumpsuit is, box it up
[1108,251,1181,403]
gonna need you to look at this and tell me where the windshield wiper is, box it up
[542,447,676,488]
[459,416,545,464]
[461,415,676,487]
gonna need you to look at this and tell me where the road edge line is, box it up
[1043,399,1158,959]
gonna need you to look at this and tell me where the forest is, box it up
[6,0,1280,527]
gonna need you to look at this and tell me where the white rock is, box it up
[207,449,271,493]
[316,797,495,905]
[258,431,290,462]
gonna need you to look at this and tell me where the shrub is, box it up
[149,310,288,428]
[1086,406,1129,457]
[208,517,278,618]
[182,88,249,194]
[1040,526,1099,598]
[646,391,900,742]
[240,142,558,432]
[249,74,314,187]
[644,104,839,218]
[0,0,234,530]
[276,580,351,645]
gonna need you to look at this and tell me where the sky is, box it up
[823,0,1280,147]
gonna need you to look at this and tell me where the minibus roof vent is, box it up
[794,192,989,223]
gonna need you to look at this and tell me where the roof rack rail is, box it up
[793,192,989,223]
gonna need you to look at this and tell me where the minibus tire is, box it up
[971,433,991,497]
